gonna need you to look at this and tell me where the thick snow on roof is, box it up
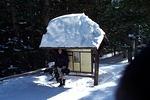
[40,13,105,49]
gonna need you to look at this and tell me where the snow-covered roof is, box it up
[39,13,105,49]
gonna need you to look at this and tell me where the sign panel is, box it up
[81,53,92,72]
[67,49,92,73]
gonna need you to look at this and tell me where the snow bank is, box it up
[40,13,105,49]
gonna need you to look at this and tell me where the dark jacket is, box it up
[55,51,69,68]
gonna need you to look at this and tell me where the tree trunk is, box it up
[10,0,17,31]
[42,0,50,26]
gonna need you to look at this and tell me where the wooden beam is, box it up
[40,47,95,49]
[94,48,99,85]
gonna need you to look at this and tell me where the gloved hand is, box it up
[61,67,70,75]
[62,66,66,69]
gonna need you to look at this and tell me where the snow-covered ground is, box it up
[0,56,128,100]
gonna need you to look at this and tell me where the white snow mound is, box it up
[40,13,105,49]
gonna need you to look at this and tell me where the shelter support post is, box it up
[94,49,99,86]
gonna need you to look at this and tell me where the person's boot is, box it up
[62,79,66,85]
[58,79,63,87]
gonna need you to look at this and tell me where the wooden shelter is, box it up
[39,13,105,86]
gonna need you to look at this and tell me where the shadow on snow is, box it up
[0,75,70,100]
